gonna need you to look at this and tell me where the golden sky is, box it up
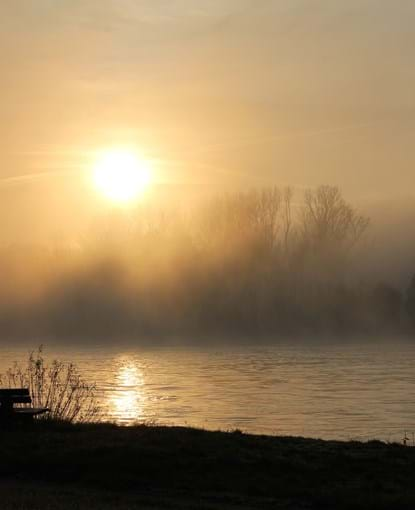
[1,0,415,241]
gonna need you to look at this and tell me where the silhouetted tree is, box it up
[282,187,294,253]
[197,188,283,256]
[301,185,369,250]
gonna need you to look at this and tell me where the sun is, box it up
[92,149,151,203]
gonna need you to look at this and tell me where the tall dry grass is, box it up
[0,346,99,423]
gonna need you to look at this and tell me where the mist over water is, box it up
[1,185,414,342]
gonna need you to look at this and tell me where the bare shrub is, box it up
[0,346,99,423]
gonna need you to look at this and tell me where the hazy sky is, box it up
[1,0,414,240]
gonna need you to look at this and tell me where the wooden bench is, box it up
[0,388,49,424]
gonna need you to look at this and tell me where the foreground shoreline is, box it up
[1,421,415,509]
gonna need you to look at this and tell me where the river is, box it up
[1,341,414,442]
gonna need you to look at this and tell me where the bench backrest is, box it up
[0,388,32,405]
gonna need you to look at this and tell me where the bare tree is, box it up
[301,185,369,250]
[250,188,282,250]
[282,187,294,252]
[196,188,283,253]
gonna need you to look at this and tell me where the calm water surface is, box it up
[1,342,415,442]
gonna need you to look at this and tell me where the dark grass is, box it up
[1,421,415,509]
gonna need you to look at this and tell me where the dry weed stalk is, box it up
[0,346,99,423]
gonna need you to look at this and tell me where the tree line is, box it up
[0,185,414,341]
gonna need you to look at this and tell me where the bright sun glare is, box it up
[92,149,151,203]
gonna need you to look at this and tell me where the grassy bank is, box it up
[1,421,415,509]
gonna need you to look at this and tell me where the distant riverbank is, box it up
[1,421,415,509]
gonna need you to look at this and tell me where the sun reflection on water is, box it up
[110,359,145,424]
